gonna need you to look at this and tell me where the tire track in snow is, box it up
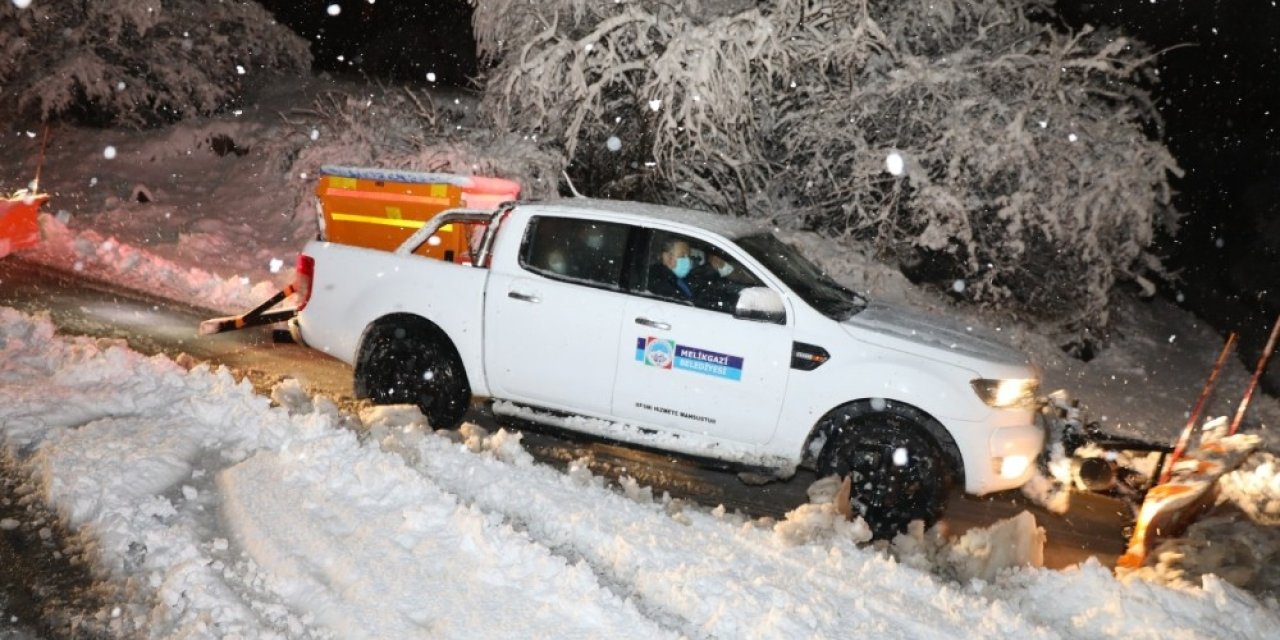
[0,310,337,637]
[217,425,677,640]
[389,422,1280,640]
[381,427,1053,640]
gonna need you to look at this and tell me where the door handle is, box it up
[508,291,540,303]
[635,317,671,330]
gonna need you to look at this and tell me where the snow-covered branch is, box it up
[472,0,1180,336]
[0,1,310,128]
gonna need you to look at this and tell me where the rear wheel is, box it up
[354,320,471,429]
[815,401,953,539]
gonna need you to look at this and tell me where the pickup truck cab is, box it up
[293,197,1043,536]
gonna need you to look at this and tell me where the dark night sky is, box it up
[258,0,477,85]
[259,1,1279,351]
[1059,2,1280,272]
[1057,1,1280,381]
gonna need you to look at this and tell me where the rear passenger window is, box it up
[519,216,630,289]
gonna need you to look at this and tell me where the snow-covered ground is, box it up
[3,77,1280,637]
[2,308,1278,638]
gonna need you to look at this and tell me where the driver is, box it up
[647,237,694,300]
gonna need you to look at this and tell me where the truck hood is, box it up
[841,302,1035,378]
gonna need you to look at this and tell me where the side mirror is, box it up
[734,287,786,324]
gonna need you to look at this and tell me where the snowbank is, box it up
[3,307,1278,638]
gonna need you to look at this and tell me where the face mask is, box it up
[586,233,605,250]
[716,262,735,278]
[673,256,693,279]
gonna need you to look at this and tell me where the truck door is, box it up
[611,229,794,445]
[483,215,631,415]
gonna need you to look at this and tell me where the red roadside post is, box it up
[1229,315,1280,435]
[1159,332,1238,485]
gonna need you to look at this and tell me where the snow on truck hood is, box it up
[843,302,1035,378]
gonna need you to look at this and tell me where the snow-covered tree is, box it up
[279,86,562,222]
[472,0,1181,335]
[0,0,310,128]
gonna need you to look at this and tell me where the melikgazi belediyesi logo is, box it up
[636,337,743,381]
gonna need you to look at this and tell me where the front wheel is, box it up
[815,402,953,539]
[354,321,471,429]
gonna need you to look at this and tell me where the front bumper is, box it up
[959,418,1045,495]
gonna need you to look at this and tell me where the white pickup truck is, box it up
[291,196,1044,535]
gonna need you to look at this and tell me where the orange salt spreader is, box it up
[314,165,520,263]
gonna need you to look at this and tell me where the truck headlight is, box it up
[971,378,1039,408]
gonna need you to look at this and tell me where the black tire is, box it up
[815,401,954,539]
[354,320,471,429]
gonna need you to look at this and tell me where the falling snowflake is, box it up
[885,152,905,176]
[648,99,662,111]
[236,65,246,75]
[870,397,887,411]
[892,448,909,467]
[952,279,966,293]
[310,129,320,141]
[12,0,32,9]
[1068,133,1079,142]
[116,81,126,91]
[426,72,437,82]
[606,136,622,152]
[269,258,284,274]
[327,4,341,16]
[103,146,117,160]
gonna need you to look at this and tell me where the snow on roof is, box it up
[319,165,521,196]
[521,197,766,239]
[321,164,478,186]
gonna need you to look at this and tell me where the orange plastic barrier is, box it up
[0,193,47,258]
[314,166,519,262]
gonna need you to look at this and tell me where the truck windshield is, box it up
[735,233,867,321]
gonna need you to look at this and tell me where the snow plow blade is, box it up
[198,284,297,335]
[1116,429,1259,569]
[0,193,47,258]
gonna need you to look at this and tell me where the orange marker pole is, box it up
[1159,332,1237,485]
[1229,314,1280,435]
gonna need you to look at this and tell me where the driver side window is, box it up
[635,230,761,313]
